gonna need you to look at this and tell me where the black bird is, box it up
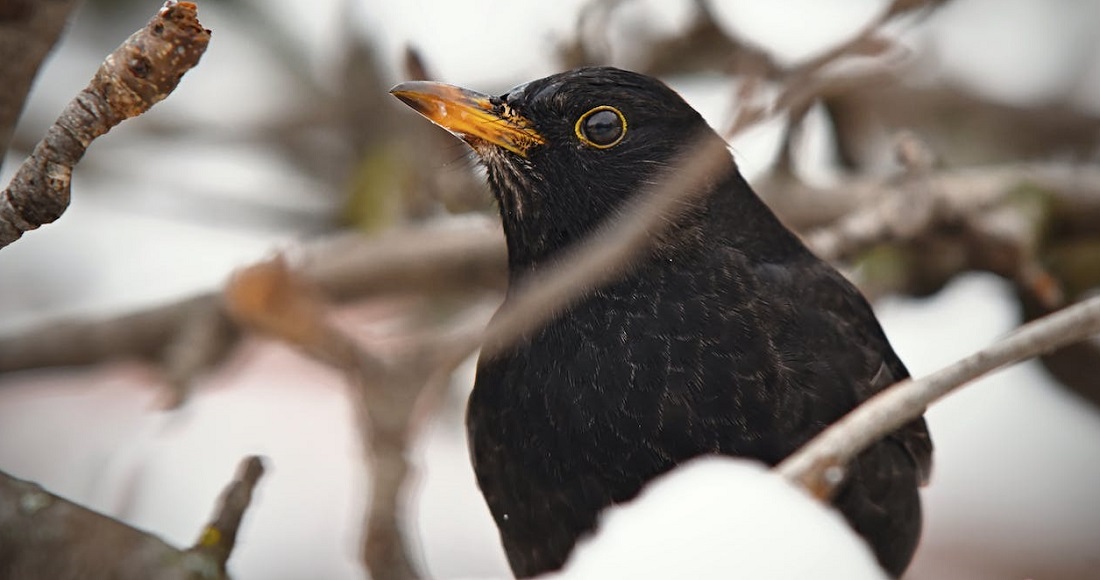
[391,67,932,578]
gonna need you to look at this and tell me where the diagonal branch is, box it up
[0,1,210,249]
[0,455,265,580]
[435,134,734,371]
[223,257,423,580]
[777,295,1100,493]
[723,0,944,139]
[0,221,505,408]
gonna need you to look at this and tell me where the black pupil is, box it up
[583,110,622,146]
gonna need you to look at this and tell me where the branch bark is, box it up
[187,456,266,571]
[797,162,1100,262]
[0,0,210,249]
[0,455,265,580]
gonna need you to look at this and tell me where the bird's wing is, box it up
[753,257,934,485]
[821,264,934,486]
[866,359,934,486]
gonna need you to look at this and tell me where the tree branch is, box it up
[430,135,733,373]
[0,455,265,580]
[798,162,1100,263]
[0,1,210,249]
[223,258,424,580]
[187,456,267,571]
[0,221,505,401]
[776,295,1100,493]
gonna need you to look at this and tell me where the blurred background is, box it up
[1,0,1099,578]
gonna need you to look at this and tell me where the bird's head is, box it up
[391,67,732,271]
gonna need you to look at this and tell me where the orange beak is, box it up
[390,81,545,158]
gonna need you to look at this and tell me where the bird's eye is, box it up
[575,106,626,149]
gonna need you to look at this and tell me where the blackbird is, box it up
[391,67,932,578]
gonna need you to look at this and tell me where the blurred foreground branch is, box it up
[441,134,735,369]
[3,161,1096,385]
[778,295,1100,496]
[0,455,264,580]
[223,258,451,580]
[0,1,210,250]
[214,133,741,580]
[0,221,505,404]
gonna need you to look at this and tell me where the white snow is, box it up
[554,457,886,580]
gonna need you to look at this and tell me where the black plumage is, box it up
[392,67,932,578]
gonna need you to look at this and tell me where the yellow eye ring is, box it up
[575,106,627,149]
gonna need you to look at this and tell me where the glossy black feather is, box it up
[463,67,933,578]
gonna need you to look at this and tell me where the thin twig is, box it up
[0,1,210,249]
[777,295,1100,492]
[187,456,267,571]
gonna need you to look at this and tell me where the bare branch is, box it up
[0,221,505,379]
[722,0,945,139]
[777,295,1100,493]
[223,257,422,580]
[187,456,267,571]
[0,1,210,249]
[224,256,388,378]
[4,160,1097,379]
[791,162,1100,261]
[0,455,263,580]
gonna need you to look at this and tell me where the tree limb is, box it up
[0,1,210,249]
[0,455,265,580]
[799,162,1100,262]
[223,258,424,580]
[0,221,506,400]
[776,295,1100,494]
[434,134,735,371]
